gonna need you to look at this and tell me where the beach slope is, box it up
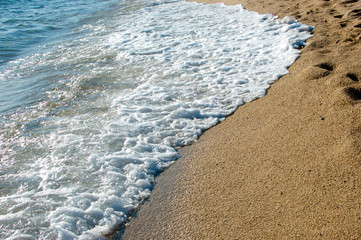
[120,0,361,238]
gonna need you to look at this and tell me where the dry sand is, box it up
[119,0,361,239]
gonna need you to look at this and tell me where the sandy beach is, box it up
[119,0,361,239]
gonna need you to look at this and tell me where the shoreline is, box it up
[119,0,361,239]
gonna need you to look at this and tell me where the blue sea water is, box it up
[1,0,117,64]
[0,0,312,239]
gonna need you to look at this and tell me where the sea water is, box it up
[0,0,312,239]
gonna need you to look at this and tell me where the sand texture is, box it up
[119,0,361,239]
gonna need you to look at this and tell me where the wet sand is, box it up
[120,0,361,239]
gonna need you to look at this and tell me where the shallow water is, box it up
[0,0,312,239]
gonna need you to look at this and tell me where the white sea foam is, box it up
[0,0,312,239]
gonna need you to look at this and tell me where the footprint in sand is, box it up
[305,62,335,80]
[346,9,361,19]
[346,73,359,82]
[342,0,359,5]
[316,62,334,71]
[345,87,361,100]
[341,72,361,100]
